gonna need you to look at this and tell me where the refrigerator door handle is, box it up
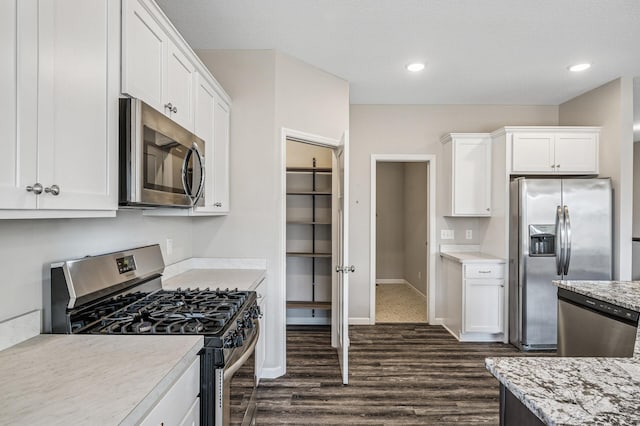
[555,205,564,275]
[563,205,572,275]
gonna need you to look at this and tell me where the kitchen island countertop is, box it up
[486,279,640,425]
[0,334,203,425]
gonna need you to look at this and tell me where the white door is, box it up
[166,41,195,131]
[333,131,350,385]
[511,133,555,173]
[554,133,598,173]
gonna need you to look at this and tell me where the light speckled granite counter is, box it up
[486,280,640,425]
[439,244,505,264]
[163,268,266,291]
[162,257,266,292]
[486,356,640,425]
[440,251,506,264]
[0,334,203,425]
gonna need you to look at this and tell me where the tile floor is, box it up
[375,282,427,323]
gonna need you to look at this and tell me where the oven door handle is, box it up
[223,321,260,382]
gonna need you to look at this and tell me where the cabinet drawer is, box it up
[464,264,504,279]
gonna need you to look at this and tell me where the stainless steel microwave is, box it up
[119,98,205,208]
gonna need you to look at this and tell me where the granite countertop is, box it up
[486,279,640,425]
[439,244,505,264]
[440,251,506,264]
[486,357,640,426]
[0,334,203,425]
[163,268,266,292]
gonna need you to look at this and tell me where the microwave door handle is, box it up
[563,205,571,275]
[181,147,192,200]
[191,142,205,204]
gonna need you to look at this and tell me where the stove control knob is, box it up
[234,333,244,347]
[244,318,254,329]
[223,336,234,348]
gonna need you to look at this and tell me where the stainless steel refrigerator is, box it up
[509,177,612,351]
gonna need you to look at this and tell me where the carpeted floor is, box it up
[375,283,427,323]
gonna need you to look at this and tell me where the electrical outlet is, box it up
[166,238,173,256]
[465,230,473,240]
[440,229,454,240]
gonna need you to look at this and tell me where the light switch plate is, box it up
[441,229,454,240]
[465,230,473,240]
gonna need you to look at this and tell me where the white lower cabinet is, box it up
[441,255,505,342]
[0,0,119,218]
[141,358,200,426]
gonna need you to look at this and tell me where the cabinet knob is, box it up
[45,185,60,196]
[551,165,556,168]
[486,208,490,211]
[556,164,560,168]
[214,202,222,207]
[164,102,177,114]
[26,183,43,194]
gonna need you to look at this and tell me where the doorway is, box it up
[279,128,350,384]
[370,155,437,325]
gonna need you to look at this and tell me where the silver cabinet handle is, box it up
[214,202,222,208]
[26,183,43,194]
[478,270,491,274]
[45,184,60,196]
[164,102,177,114]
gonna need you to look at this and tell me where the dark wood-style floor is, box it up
[256,324,527,425]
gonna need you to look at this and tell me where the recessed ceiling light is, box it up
[406,63,425,72]
[568,63,591,72]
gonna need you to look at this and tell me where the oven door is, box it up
[120,98,205,207]
[215,321,259,426]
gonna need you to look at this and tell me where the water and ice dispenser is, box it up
[529,224,555,256]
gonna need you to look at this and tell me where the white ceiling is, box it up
[156,0,640,107]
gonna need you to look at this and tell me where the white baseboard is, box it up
[349,317,372,325]
[376,278,407,285]
[286,317,331,325]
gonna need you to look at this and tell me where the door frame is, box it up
[370,154,437,325]
[279,127,343,377]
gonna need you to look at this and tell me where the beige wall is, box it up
[559,78,635,280]
[403,162,428,295]
[376,162,405,280]
[286,140,332,168]
[349,104,559,320]
[194,49,349,377]
[0,211,193,326]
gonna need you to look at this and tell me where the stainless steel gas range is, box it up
[49,244,260,426]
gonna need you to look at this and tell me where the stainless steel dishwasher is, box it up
[557,288,639,356]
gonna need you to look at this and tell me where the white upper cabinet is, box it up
[121,0,165,111]
[132,0,232,217]
[508,127,599,175]
[122,0,196,132]
[165,42,196,131]
[441,133,492,217]
[0,0,118,218]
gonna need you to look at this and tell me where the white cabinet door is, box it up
[511,133,555,173]
[464,279,504,333]
[453,137,491,216]
[166,42,196,131]
[37,0,118,211]
[121,0,166,112]
[141,358,200,426]
[441,134,491,217]
[0,0,37,210]
[211,96,231,213]
[554,132,598,174]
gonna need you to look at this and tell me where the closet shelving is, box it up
[286,158,332,320]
